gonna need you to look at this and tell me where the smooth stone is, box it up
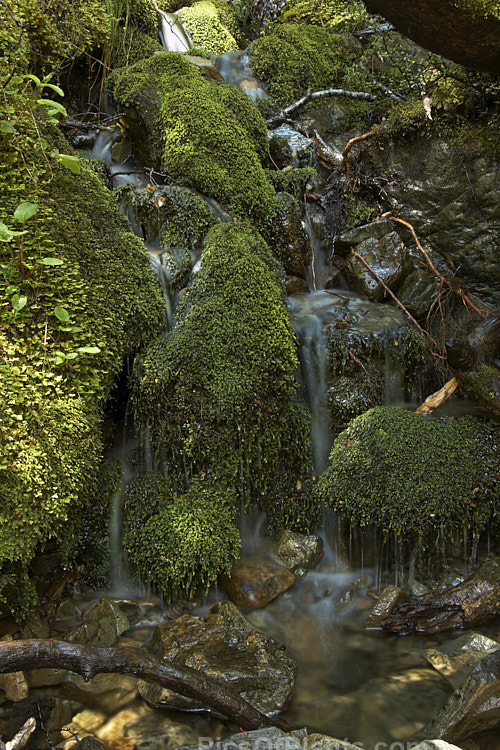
[0,635,28,701]
[138,601,297,715]
[222,555,296,608]
[274,530,324,576]
[425,632,500,688]
[96,705,150,742]
[365,586,410,628]
[65,599,129,647]
[341,231,412,301]
[124,712,222,750]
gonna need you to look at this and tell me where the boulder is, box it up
[365,586,410,629]
[138,601,297,715]
[222,556,296,608]
[273,530,324,576]
[419,650,500,743]
[341,231,412,301]
[65,598,129,647]
[424,632,500,688]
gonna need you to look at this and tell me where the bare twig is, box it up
[5,718,36,750]
[416,377,459,415]
[266,87,376,127]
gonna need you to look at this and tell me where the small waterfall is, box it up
[215,50,267,101]
[158,10,193,53]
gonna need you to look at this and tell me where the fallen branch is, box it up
[388,216,489,319]
[416,377,458,415]
[350,249,441,357]
[0,640,291,732]
[1,718,36,750]
[266,87,377,127]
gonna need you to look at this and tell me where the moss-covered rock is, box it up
[316,407,499,547]
[177,1,238,55]
[124,475,240,597]
[132,221,298,497]
[111,51,274,221]
[250,23,350,105]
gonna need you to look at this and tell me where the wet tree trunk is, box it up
[0,640,291,732]
[363,0,500,73]
[382,559,500,634]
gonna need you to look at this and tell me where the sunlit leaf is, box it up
[54,306,70,322]
[12,294,27,312]
[77,346,101,354]
[0,121,15,134]
[13,202,38,224]
[58,153,80,174]
[39,257,64,266]
[37,99,68,118]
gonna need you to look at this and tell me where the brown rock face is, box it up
[222,556,296,609]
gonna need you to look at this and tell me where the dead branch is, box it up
[0,640,291,732]
[266,87,377,127]
[342,129,379,161]
[388,216,488,319]
[416,377,458,415]
[2,718,36,750]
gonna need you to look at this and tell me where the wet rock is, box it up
[265,192,310,279]
[396,267,441,317]
[49,598,82,633]
[124,712,219,750]
[338,575,372,608]
[0,635,28,701]
[222,556,296,608]
[96,706,150,742]
[285,275,309,295]
[419,650,500,743]
[179,727,304,750]
[412,580,432,597]
[138,601,297,714]
[304,735,374,750]
[62,673,138,714]
[334,218,394,255]
[111,136,132,163]
[20,609,50,639]
[341,230,412,301]
[273,530,324,576]
[365,586,410,629]
[269,125,315,169]
[424,633,500,688]
[65,598,129,647]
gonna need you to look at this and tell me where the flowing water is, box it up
[70,19,499,746]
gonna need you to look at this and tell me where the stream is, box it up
[14,10,496,750]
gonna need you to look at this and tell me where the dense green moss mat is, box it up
[111,51,274,221]
[124,475,240,597]
[177,1,238,55]
[316,406,499,546]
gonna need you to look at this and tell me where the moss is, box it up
[250,23,351,105]
[316,406,499,546]
[132,221,299,500]
[259,192,310,278]
[265,166,316,201]
[0,75,164,614]
[111,52,274,221]
[385,100,434,141]
[282,0,371,30]
[111,27,163,68]
[124,475,240,598]
[457,364,500,417]
[177,1,238,55]
[344,193,375,230]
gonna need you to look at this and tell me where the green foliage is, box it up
[124,475,240,597]
[265,166,316,201]
[132,221,298,499]
[111,52,274,221]
[250,23,350,105]
[316,407,499,545]
[0,567,38,621]
[177,1,238,55]
[343,192,375,230]
[282,0,371,30]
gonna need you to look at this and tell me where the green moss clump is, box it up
[316,406,499,545]
[260,192,310,278]
[385,100,434,140]
[132,221,298,499]
[265,167,316,201]
[124,475,240,597]
[250,24,350,105]
[111,52,274,221]
[282,0,371,30]
[177,1,238,55]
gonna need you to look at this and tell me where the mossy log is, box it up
[0,640,291,732]
[382,559,500,634]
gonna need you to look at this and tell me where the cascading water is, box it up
[158,10,193,53]
[215,50,267,101]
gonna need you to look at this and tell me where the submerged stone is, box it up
[138,601,297,714]
[365,586,410,629]
[424,632,500,688]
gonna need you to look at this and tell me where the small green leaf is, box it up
[65,352,78,360]
[39,257,64,266]
[0,121,15,134]
[54,306,70,322]
[12,294,27,312]
[5,286,19,295]
[37,99,68,118]
[14,202,38,224]
[0,222,26,241]
[77,346,101,354]
[58,153,80,174]
[42,82,64,97]
[26,73,41,87]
